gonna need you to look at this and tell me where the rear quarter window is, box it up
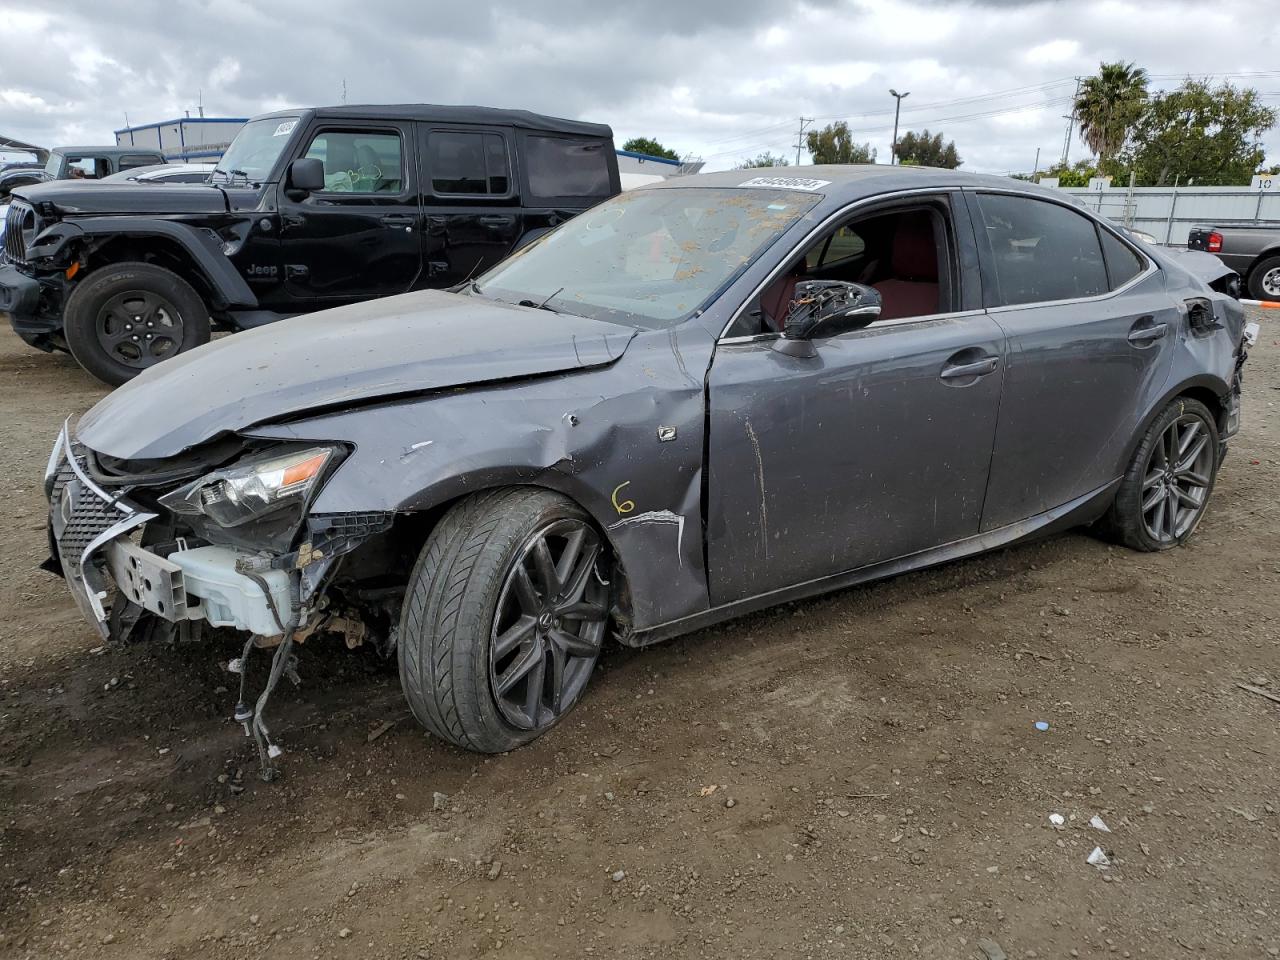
[525,136,612,201]
[1100,228,1147,290]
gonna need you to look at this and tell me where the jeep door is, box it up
[964,191,1178,530]
[278,121,422,302]
[417,124,521,287]
[705,192,1005,604]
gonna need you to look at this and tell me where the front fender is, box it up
[38,217,258,309]
[247,326,716,631]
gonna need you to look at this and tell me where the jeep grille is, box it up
[4,200,36,264]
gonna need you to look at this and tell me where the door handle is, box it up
[1127,320,1168,345]
[380,214,416,229]
[939,355,1000,381]
[479,215,514,226]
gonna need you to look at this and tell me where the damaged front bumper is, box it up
[47,425,299,640]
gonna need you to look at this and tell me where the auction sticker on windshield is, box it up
[738,176,831,191]
[273,120,298,137]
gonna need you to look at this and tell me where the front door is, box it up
[966,191,1179,530]
[278,122,421,303]
[706,194,1004,605]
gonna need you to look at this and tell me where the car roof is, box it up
[251,104,612,139]
[644,164,1064,202]
[54,146,165,157]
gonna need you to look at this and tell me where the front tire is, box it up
[1102,397,1219,551]
[398,489,610,753]
[63,262,211,385]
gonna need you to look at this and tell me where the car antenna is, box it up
[537,286,564,309]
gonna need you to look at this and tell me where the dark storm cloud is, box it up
[0,0,1275,174]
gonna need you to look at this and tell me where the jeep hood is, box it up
[77,290,635,460]
[15,179,228,216]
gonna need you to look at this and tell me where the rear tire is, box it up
[1247,254,1280,302]
[1100,397,1219,551]
[64,262,210,386]
[398,488,610,753]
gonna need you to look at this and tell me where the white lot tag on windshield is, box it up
[273,120,298,137]
[738,176,831,191]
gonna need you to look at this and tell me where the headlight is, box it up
[160,446,336,529]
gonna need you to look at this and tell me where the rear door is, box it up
[967,190,1177,530]
[278,120,421,302]
[417,125,520,287]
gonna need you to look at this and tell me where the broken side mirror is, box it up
[287,157,325,194]
[773,280,882,357]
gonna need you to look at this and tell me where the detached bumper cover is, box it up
[47,426,296,638]
[47,428,154,636]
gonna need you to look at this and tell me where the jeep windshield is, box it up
[474,187,820,329]
[211,117,300,185]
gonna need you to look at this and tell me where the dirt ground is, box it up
[0,311,1277,960]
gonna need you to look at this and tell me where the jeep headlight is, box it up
[160,446,337,529]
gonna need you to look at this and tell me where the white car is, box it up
[100,163,218,184]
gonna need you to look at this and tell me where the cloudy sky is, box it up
[1,0,1276,174]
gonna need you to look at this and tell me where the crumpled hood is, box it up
[15,179,228,216]
[77,290,635,460]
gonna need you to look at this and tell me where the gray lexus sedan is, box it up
[44,165,1253,773]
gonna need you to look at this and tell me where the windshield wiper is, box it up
[518,287,564,313]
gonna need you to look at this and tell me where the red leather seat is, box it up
[761,269,804,332]
[872,214,939,320]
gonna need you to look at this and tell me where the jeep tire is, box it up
[64,262,211,386]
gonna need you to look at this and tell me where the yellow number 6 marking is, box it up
[611,482,635,515]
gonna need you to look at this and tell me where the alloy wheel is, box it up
[489,519,609,730]
[97,291,186,369]
[1140,413,1214,544]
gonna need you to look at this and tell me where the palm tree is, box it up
[1074,62,1149,171]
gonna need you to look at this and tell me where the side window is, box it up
[120,155,158,170]
[303,129,404,194]
[525,136,612,200]
[66,157,100,179]
[1100,228,1146,290]
[428,131,510,195]
[738,204,950,336]
[976,193,1108,306]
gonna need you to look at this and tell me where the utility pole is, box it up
[795,117,813,166]
[1032,146,1040,178]
[341,78,348,105]
[1060,76,1081,167]
[889,89,910,164]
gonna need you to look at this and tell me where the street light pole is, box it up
[889,88,910,164]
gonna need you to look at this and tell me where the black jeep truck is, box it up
[0,104,619,384]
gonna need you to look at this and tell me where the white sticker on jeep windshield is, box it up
[738,176,831,191]
[273,120,298,137]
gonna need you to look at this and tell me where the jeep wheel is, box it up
[398,488,611,753]
[64,262,210,385]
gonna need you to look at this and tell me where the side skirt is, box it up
[629,478,1120,647]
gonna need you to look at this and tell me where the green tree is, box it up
[1037,159,1101,187]
[735,151,791,169]
[804,122,876,165]
[621,137,680,161]
[1126,79,1277,185]
[1074,62,1148,175]
[894,129,961,168]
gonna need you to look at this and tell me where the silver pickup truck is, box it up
[1187,223,1280,301]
